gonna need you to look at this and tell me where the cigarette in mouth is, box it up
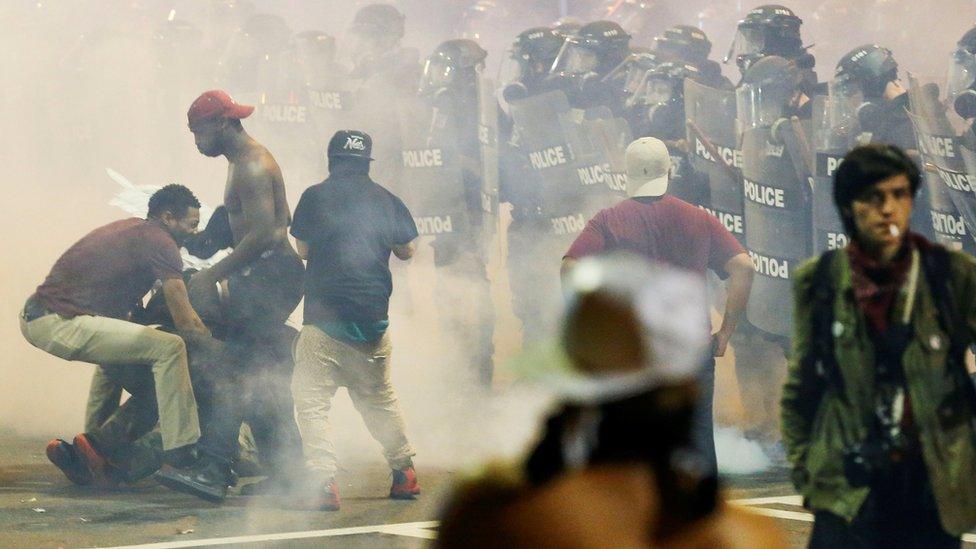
[889,224,900,238]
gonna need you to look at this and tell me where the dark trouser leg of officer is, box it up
[808,455,958,548]
[507,219,559,347]
[433,234,495,387]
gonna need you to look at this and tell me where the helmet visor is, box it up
[633,73,675,107]
[419,58,454,94]
[728,26,766,63]
[826,79,864,130]
[948,49,976,100]
[552,41,599,76]
[736,82,786,132]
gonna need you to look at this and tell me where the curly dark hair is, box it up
[147,184,201,220]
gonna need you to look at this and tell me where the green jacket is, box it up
[782,244,976,536]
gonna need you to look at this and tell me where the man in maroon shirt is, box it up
[20,184,214,494]
[562,137,755,470]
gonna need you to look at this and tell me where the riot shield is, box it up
[478,74,501,249]
[811,94,857,253]
[907,75,976,253]
[684,79,745,242]
[393,95,471,240]
[738,95,814,338]
[578,112,632,203]
[508,90,613,248]
[305,71,358,154]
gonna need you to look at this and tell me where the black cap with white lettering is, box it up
[327,130,374,160]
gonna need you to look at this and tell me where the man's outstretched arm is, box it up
[713,252,754,357]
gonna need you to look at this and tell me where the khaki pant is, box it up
[292,325,414,480]
[85,366,123,432]
[20,312,200,451]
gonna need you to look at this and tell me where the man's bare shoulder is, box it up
[230,147,280,190]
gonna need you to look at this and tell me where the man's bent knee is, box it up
[152,331,188,360]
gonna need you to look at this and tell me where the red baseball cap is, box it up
[187,90,254,127]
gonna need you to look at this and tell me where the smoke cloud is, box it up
[3,0,976,485]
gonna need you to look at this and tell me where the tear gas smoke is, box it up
[3,1,975,498]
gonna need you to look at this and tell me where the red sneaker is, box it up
[72,434,110,485]
[389,467,420,500]
[45,439,92,486]
[306,480,340,511]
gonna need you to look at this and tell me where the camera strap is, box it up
[808,249,844,395]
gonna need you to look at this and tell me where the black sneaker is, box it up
[46,439,92,486]
[155,457,230,503]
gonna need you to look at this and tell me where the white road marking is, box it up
[99,521,440,549]
[99,495,976,547]
[732,495,804,507]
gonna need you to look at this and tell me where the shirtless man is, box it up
[156,90,305,502]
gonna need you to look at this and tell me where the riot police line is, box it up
[64,1,976,395]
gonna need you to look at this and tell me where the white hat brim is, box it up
[627,173,669,198]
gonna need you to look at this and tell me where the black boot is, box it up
[155,453,231,503]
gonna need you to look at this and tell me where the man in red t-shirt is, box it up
[562,137,755,469]
[20,185,214,495]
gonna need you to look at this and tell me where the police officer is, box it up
[418,39,496,386]
[625,60,712,208]
[738,54,813,122]
[293,30,339,88]
[653,25,729,89]
[499,27,566,348]
[726,5,819,95]
[593,0,677,45]
[501,26,565,102]
[216,12,292,93]
[343,3,419,93]
[834,44,915,150]
[601,51,671,120]
[729,54,813,444]
[547,20,632,110]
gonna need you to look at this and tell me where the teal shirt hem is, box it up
[315,320,389,343]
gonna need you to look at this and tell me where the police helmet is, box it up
[420,39,487,95]
[551,20,632,77]
[834,44,898,100]
[512,27,565,67]
[351,3,406,42]
[728,5,804,73]
[240,13,292,54]
[654,25,712,63]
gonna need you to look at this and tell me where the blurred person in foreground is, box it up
[437,254,784,548]
[289,130,421,511]
[783,144,976,547]
[21,185,213,496]
[561,137,755,471]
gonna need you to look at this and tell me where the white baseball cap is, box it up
[516,253,708,404]
[625,137,672,198]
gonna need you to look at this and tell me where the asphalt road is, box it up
[0,430,825,549]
